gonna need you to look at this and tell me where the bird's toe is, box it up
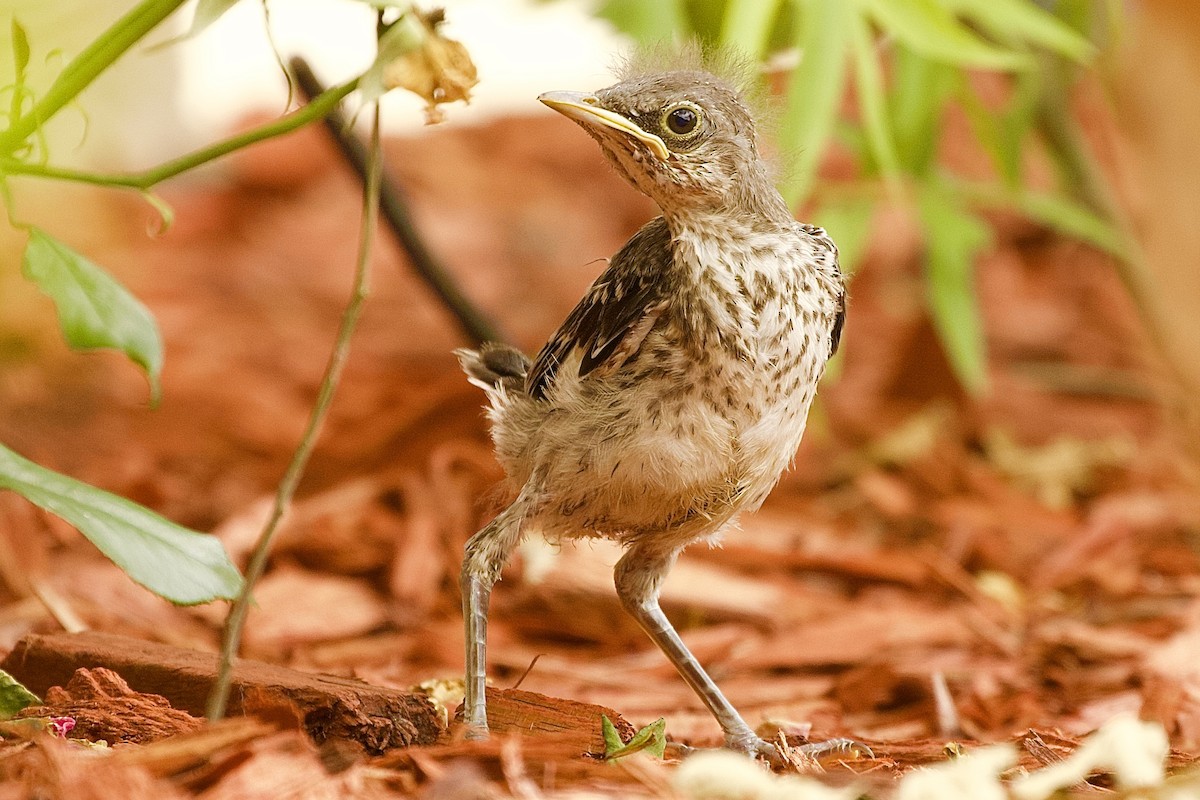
[726,732,873,769]
[794,736,874,760]
[726,734,789,767]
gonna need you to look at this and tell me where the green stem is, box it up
[1,78,357,190]
[0,0,188,155]
[206,102,381,721]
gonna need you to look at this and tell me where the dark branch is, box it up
[290,56,507,347]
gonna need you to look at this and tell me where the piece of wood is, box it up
[1,631,442,753]
[456,687,636,757]
[18,667,204,745]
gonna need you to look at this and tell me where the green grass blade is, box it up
[1011,191,1128,258]
[957,80,1015,186]
[918,187,991,394]
[596,0,690,44]
[889,46,958,176]
[995,70,1042,186]
[779,0,854,206]
[719,0,785,57]
[0,442,243,605]
[940,0,1095,62]
[864,0,1030,70]
[952,179,1128,258]
[849,12,901,192]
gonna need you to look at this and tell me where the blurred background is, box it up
[2,0,1200,766]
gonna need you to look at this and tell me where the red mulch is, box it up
[0,99,1197,798]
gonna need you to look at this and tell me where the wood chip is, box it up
[18,667,203,745]
[2,631,442,753]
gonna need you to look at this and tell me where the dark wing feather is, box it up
[829,289,846,357]
[527,217,673,399]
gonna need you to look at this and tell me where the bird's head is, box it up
[540,70,784,219]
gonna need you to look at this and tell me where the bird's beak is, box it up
[538,90,671,162]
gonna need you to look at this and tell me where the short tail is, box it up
[455,343,531,395]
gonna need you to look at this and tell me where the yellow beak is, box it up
[538,90,670,162]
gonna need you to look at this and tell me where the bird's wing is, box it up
[801,222,847,358]
[830,289,846,357]
[527,217,673,400]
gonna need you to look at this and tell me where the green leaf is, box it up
[957,80,1014,186]
[10,18,29,81]
[187,0,243,39]
[9,18,30,131]
[684,0,730,43]
[140,191,175,236]
[918,189,991,394]
[604,717,667,760]
[21,228,163,404]
[0,442,243,605]
[358,11,426,107]
[994,70,1042,186]
[719,0,785,57]
[864,0,1031,70]
[601,714,624,754]
[889,45,958,176]
[1010,191,1128,258]
[147,0,248,50]
[596,0,690,43]
[950,179,1129,258]
[778,0,854,205]
[941,0,1095,63]
[849,13,901,191]
[0,670,40,720]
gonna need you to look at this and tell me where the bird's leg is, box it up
[460,499,527,739]
[614,543,785,765]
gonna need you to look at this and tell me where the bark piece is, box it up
[17,667,203,744]
[1,631,442,753]
[457,687,635,757]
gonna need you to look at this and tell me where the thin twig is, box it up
[206,102,384,721]
[290,56,507,346]
[1,77,357,190]
[28,579,87,634]
[509,653,544,690]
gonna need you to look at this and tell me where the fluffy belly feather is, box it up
[491,332,823,539]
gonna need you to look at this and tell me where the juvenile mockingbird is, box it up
[456,66,846,764]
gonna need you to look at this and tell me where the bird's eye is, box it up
[663,104,700,136]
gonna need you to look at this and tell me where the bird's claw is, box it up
[793,736,874,760]
[727,733,873,769]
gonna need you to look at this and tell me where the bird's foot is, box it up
[793,736,874,760]
[725,733,790,767]
[726,731,873,769]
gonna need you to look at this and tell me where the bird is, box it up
[454,61,847,765]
